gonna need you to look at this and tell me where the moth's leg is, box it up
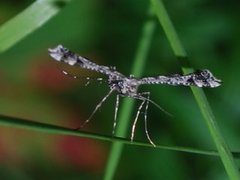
[131,100,145,143]
[141,92,156,147]
[76,88,114,130]
[112,94,120,135]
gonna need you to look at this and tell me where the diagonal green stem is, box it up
[0,0,71,53]
[2,114,240,157]
[103,7,156,180]
[150,0,240,179]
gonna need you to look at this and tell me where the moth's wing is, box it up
[77,56,125,78]
[49,45,125,78]
[137,70,221,88]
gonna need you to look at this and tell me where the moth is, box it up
[49,45,221,146]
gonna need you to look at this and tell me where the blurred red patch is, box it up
[55,136,107,172]
[29,57,75,92]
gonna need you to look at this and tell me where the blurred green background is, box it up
[0,0,239,179]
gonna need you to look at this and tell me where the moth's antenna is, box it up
[62,70,78,79]
[59,68,106,86]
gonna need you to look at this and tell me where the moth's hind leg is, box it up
[131,100,145,143]
[112,94,120,136]
[141,92,156,147]
[131,92,156,146]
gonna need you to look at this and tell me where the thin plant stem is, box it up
[150,0,240,179]
[0,0,71,53]
[2,114,239,157]
[103,7,156,180]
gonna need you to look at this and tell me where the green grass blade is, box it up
[150,0,240,179]
[103,8,156,180]
[2,114,237,157]
[0,0,71,53]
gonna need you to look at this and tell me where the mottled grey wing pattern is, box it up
[49,45,221,88]
[138,70,221,88]
[48,45,125,79]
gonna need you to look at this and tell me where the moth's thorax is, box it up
[108,76,139,96]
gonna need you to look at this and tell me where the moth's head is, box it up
[48,45,77,66]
